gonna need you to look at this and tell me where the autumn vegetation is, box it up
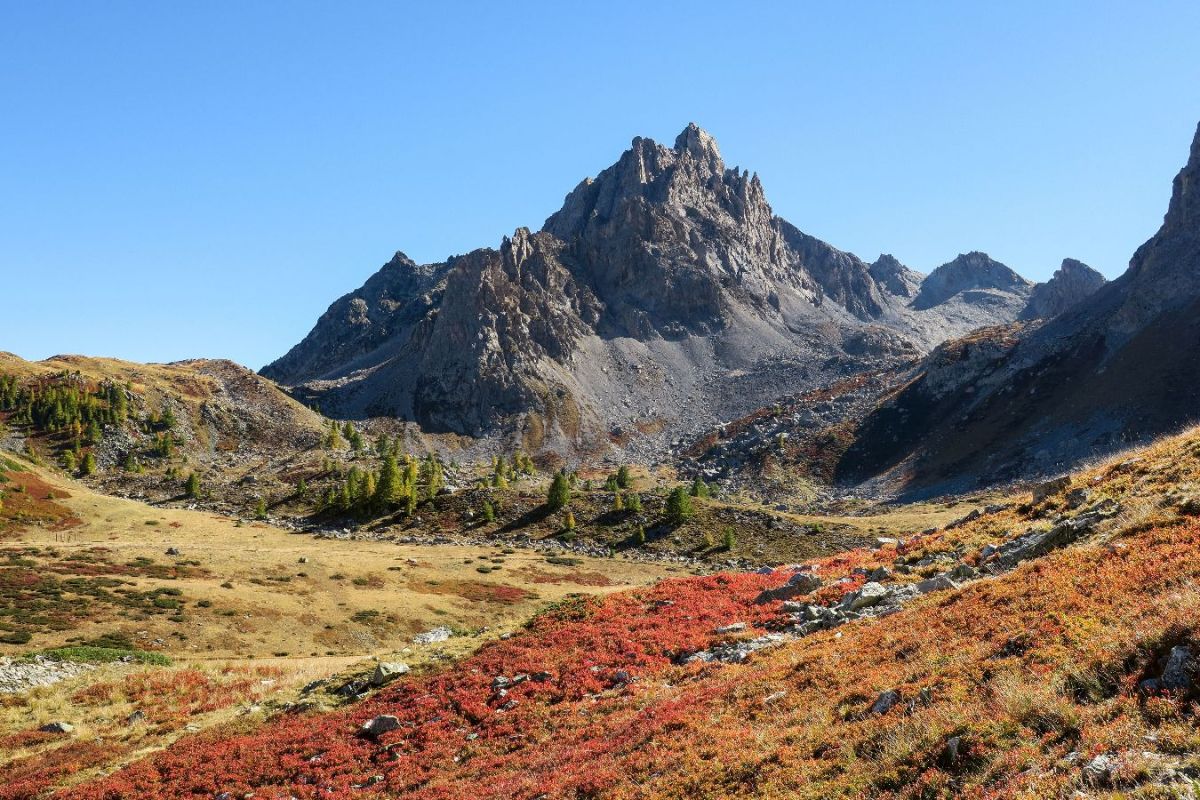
[50,426,1200,799]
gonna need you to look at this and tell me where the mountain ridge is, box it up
[262,124,1089,459]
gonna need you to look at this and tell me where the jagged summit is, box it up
[263,125,1046,457]
[673,121,722,163]
[1019,258,1107,320]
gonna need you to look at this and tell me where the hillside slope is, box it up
[55,423,1200,800]
[0,453,669,798]
[836,121,1200,496]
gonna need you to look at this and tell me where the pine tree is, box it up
[297,477,308,498]
[564,510,576,531]
[62,451,77,473]
[722,526,736,551]
[547,471,571,511]
[616,465,632,489]
[422,453,444,499]
[613,491,624,512]
[374,455,400,510]
[185,472,200,498]
[482,501,496,522]
[626,493,642,512]
[666,486,694,523]
[254,497,268,520]
[324,421,343,449]
[81,452,97,476]
[690,477,710,498]
[634,525,646,546]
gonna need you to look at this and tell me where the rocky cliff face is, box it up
[1019,259,1108,321]
[836,122,1200,496]
[263,124,1045,458]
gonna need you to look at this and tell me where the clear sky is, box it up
[2,2,1199,370]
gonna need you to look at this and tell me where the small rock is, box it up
[39,721,74,734]
[1032,476,1071,504]
[1083,752,1117,785]
[360,715,401,738]
[714,622,747,635]
[867,566,892,582]
[370,662,410,687]
[869,690,901,716]
[413,626,452,645]
[916,574,958,594]
[165,547,180,556]
[1065,488,1090,509]
[941,736,962,766]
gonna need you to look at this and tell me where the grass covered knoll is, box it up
[58,427,1200,799]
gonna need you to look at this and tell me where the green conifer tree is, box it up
[547,471,571,511]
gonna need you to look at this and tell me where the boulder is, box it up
[370,662,410,687]
[755,571,822,603]
[360,715,401,738]
[39,721,74,734]
[915,574,958,594]
[1139,644,1194,695]
[839,582,889,611]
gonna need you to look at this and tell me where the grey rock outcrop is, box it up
[1019,258,1107,321]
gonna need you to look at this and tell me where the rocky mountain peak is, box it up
[868,253,923,298]
[673,122,722,167]
[265,124,1043,455]
[912,252,1033,310]
[1164,121,1200,230]
[1019,258,1107,320]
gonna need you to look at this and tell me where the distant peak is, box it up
[1057,257,1103,277]
[673,122,721,162]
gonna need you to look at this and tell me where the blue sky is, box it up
[2,2,1198,370]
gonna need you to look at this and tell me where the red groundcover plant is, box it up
[59,571,782,799]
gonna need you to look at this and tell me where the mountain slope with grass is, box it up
[51,421,1200,800]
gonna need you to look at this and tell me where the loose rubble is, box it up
[0,656,94,694]
[683,499,1123,665]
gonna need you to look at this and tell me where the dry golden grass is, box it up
[0,456,670,791]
